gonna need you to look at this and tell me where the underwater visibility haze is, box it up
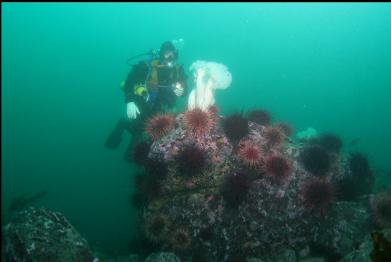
[2,2,391,261]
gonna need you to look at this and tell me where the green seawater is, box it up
[2,2,391,255]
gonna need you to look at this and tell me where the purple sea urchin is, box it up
[247,109,271,126]
[301,178,335,215]
[300,145,331,176]
[309,133,343,154]
[221,171,251,208]
[223,114,249,142]
[265,154,292,183]
[176,144,207,177]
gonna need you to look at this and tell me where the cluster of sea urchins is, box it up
[135,104,382,262]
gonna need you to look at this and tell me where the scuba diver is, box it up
[105,40,187,163]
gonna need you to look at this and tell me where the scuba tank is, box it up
[126,38,184,66]
[126,49,159,66]
[120,49,159,92]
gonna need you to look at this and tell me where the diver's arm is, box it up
[124,61,149,119]
[124,61,149,104]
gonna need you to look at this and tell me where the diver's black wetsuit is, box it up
[105,59,187,163]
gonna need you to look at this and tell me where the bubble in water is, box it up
[172,38,185,51]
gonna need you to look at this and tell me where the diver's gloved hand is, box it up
[173,82,184,96]
[127,102,140,119]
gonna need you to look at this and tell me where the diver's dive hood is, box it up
[159,41,178,61]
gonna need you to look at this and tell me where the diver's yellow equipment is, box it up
[148,59,181,87]
[148,60,160,86]
[119,80,148,97]
[120,80,125,91]
[133,84,148,97]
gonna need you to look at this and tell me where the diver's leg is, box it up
[104,118,128,149]
[123,118,144,163]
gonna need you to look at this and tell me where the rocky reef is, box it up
[129,108,390,261]
[2,207,96,262]
[3,107,388,262]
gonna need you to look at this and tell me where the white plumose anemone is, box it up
[188,60,232,111]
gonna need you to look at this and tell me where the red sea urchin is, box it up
[144,214,170,243]
[263,126,285,148]
[300,178,335,215]
[265,154,292,183]
[276,122,293,137]
[145,114,175,141]
[238,140,264,168]
[183,108,214,137]
[170,228,192,252]
[208,105,219,117]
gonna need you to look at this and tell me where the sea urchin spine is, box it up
[183,108,214,138]
[265,154,292,183]
[145,114,175,141]
[300,178,335,215]
[238,140,264,168]
[263,126,285,148]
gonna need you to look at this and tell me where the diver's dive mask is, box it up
[163,51,176,68]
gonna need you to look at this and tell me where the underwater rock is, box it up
[246,258,265,262]
[299,258,325,262]
[2,207,95,262]
[340,234,373,262]
[8,190,48,213]
[144,252,181,262]
[274,249,297,262]
[370,228,391,261]
[341,228,391,262]
[136,111,376,260]
[309,201,371,259]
